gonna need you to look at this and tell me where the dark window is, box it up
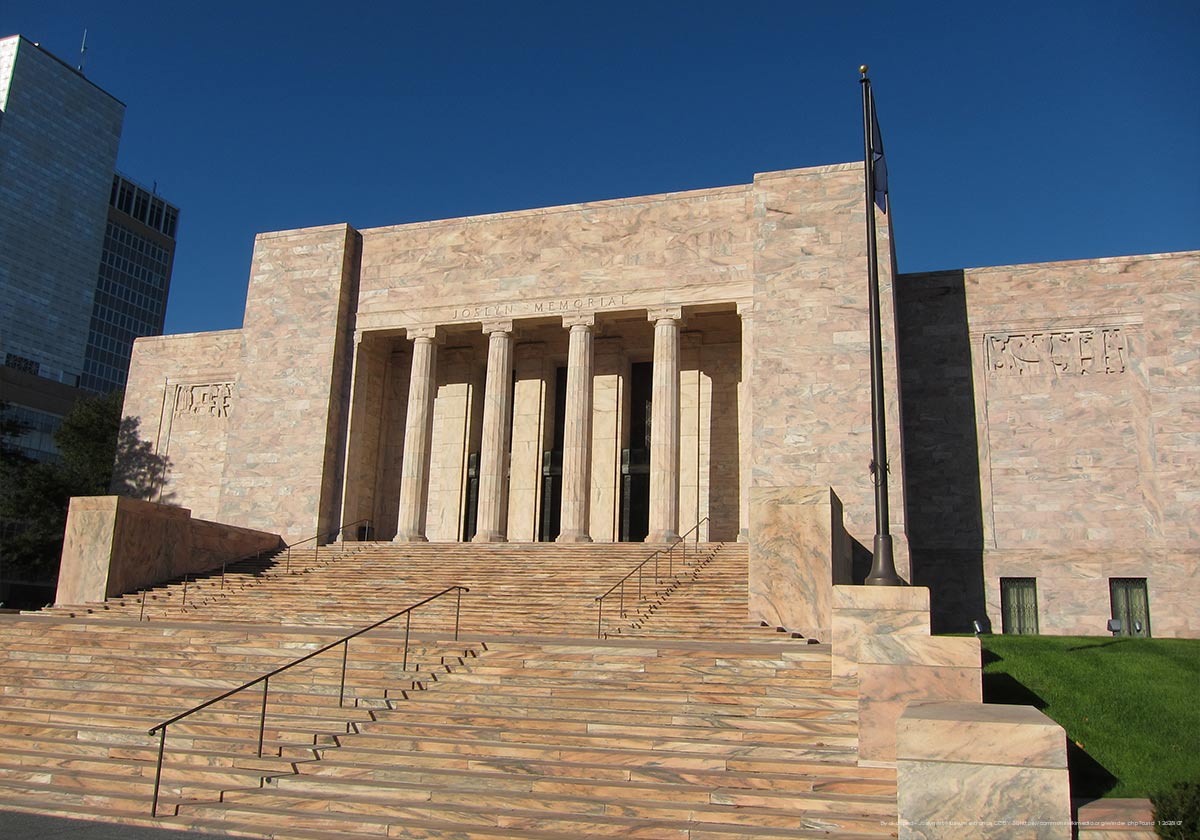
[118,182,134,214]
[133,189,150,223]
[4,353,39,375]
[1110,578,1151,637]
[1000,577,1039,634]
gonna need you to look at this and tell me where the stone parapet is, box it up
[896,701,1070,840]
[748,486,851,640]
[57,496,282,605]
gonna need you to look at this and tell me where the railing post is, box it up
[139,590,147,622]
[221,561,226,590]
[454,587,463,641]
[596,598,603,639]
[637,564,643,601]
[257,677,269,758]
[402,611,412,672]
[339,639,349,707]
[180,575,188,610]
[150,725,166,817]
[286,547,291,574]
[619,580,625,618]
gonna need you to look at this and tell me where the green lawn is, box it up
[979,634,1200,799]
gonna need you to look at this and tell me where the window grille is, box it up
[1110,578,1151,637]
[1000,577,1039,634]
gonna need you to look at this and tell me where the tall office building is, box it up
[81,174,179,393]
[0,34,178,458]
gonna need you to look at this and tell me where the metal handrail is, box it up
[281,518,374,574]
[146,584,467,817]
[136,518,374,620]
[594,517,710,638]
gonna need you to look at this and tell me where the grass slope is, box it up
[980,635,1200,799]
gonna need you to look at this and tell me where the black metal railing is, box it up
[136,518,374,619]
[146,584,467,816]
[594,517,710,638]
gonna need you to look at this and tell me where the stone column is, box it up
[558,314,595,543]
[647,307,682,543]
[394,327,439,542]
[473,320,514,543]
[589,338,624,542]
[507,342,547,542]
[737,301,754,542]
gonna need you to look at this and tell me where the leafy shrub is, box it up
[1152,781,1200,840]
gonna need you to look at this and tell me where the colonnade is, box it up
[390,307,702,544]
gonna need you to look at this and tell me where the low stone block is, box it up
[897,701,1070,840]
[856,635,981,762]
[831,584,930,680]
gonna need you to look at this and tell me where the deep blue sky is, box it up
[7,2,1198,335]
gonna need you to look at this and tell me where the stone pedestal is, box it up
[831,584,930,681]
[897,701,1071,840]
[857,635,981,762]
[748,485,851,640]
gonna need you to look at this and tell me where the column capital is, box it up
[736,299,755,317]
[405,325,440,342]
[482,319,513,335]
[647,305,683,323]
[561,313,595,329]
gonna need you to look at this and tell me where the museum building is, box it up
[118,162,1199,637]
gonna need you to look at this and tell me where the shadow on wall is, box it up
[896,270,987,633]
[112,416,174,505]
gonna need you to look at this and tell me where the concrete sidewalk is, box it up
[0,810,226,839]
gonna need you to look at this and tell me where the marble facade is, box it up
[116,163,1199,638]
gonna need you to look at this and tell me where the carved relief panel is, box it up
[173,382,235,420]
[986,327,1127,377]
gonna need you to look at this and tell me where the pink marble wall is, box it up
[57,496,282,605]
[751,165,909,576]
[217,224,361,543]
[896,701,1070,840]
[748,485,851,640]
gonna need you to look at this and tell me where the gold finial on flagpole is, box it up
[859,64,869,77]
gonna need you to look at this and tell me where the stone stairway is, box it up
[44,541,756,640]
[0,615,479,825]
[0,541,898,837]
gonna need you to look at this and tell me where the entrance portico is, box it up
[340,305,746,544]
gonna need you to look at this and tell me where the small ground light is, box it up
[1107,619,1122,636]
[972,620,983,635]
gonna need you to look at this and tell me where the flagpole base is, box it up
[864,534,904,586]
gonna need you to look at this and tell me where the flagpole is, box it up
[859,65,902,586]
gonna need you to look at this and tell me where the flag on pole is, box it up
[868,85,888,213]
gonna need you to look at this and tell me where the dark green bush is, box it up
[1152,781,1200,840]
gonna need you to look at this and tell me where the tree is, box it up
[0,390,125,579]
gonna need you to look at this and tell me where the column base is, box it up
[472,530,508,543]
[556,531,593,544]
[392,532,428,543]
[645,530,679,544]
